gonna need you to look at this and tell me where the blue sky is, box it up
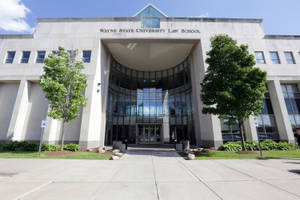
[1,0,299,35]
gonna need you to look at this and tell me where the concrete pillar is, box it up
[42,115,61,145]
[162,91,170,143]
[6,79,30,141]
[79,41,106,149]
[79,76,100,149]
[190,41,222,148]
[243,116,258,141]
[268,80,294,142]
[99,43,110,147]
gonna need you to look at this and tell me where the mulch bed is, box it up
[236,150,258,155]
[45,151,76,156]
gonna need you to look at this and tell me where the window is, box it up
[135,5,165,28]
[21,51,30,63]
[255,90,279,141]
[36,51,46,63]
[284,51,295,64]
[52,50,60,56]
[269,51,280,64]
[5,51,15,64]
[82,50,91,63]
[220,119,241,143]
[281,84,300,131]
[254,51,265,64]
[68,50,76,62]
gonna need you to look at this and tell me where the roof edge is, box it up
[265,35,300,39]
[37,17,263,23]
[133,3,168,17]
[0,34,33,39]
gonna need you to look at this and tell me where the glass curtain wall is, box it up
[256,91,279,141]
[281,84,300,130]
[105,57,195,145]
[221,88,279,143]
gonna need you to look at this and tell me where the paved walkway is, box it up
[1,149,300,200]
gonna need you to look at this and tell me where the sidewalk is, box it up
[0,149,300,199]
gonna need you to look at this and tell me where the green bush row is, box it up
[219,140,297,152]
[0,141,80,152]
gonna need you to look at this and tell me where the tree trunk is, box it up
[60,119,66,151]
[238,120,246,151]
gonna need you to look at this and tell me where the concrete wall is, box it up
[0,82,19,140]
[22,83,48,141]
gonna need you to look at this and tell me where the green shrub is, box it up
[219,140,296,151]
[218,142,242,152]
[3,141,38,152]
[63,144,80,152]
[42,144,61,152]
[276,142,295,150]
[260,140,278,150]
[245,140,259,151]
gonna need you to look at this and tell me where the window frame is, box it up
[284,51,296,64]
[269,51,281,64]
[5,51,16,64]
[254,51,266,64]
[82,50,91,63]
[36,51,46,64]
[20,51,31,64]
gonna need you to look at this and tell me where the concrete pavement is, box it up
[0,148,300,200]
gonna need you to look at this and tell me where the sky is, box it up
[0,0,300,35]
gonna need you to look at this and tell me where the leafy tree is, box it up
[40,47,87,150]
[201,35,267,150]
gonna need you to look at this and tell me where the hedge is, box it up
[0,141,80,152]
[219,140,297,151]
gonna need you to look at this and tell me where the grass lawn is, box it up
[0,151,112,160]
[195,150,300,160]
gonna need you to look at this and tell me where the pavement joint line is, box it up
[177,159,223,200]
[151,152,160,200]
[218,161,300,198]
[13,180,53,200]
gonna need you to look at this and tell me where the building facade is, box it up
[0,4,299,149]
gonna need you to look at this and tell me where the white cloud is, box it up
[0,0,33,32]
[190,13,209,18]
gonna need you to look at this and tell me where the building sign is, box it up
[100,28,200,34]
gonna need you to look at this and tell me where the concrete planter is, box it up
[176,143,183,152]
[112,141,122,150]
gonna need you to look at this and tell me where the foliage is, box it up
[63,144,80,152]
[219,140,297,151]
[201,35,267,150]
[245,140,259,151]
[0,141,38,152]
[260,139,278,150]
[218,142,242,151]
[0,141,80,152]
[40,47,88,150]
[42,144,61,152]
[276,142,295,150]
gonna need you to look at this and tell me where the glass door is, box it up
[136,124,162,144]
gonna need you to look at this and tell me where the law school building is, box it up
[0,4,300,149]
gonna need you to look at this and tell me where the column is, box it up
[190,41,223,148]
[162,92,170,143]
[6,79,30,141]
[42,115,62,144]
[243,116,258,141]
[268,80,294,142]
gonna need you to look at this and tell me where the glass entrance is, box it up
[137,124,162,144]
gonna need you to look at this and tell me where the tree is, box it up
[200,35,267,150]
[40,47,87,150]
